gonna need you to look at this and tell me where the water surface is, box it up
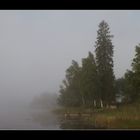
[0,99,60,129]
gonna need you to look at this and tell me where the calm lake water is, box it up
[0,99,60,129]
[0,99,97,130]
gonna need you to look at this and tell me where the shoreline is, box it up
[53,105,140,129]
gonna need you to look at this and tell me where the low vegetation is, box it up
[54,103,140,129]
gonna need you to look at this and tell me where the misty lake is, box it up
[0,99,60,129]
[0,99,97,130]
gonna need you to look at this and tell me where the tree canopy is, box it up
[58,21,140,108]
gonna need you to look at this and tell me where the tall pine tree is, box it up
[95,20,115,107]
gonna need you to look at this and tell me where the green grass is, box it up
[54,104,140,129]
[88,103,140,129]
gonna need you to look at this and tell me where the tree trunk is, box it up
[94,100,96,108]
[100,99,103,108]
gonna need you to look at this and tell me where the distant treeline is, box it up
[30,93,58,109]
[58,20,140,108]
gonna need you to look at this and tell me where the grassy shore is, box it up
[53,103,140,129]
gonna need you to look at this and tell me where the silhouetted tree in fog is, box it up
[95,20,115,107]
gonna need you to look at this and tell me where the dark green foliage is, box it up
[123,44,140,103]
[132,45,140,73]
[115,77,125,96]
[80,52,98,107]
[58,60,82,107]
[123,70,135,103]
[58,52,98,107]
[114,77,125,104]
[95,20,115,106]
[131,45,140,97]
[58,21,120,108]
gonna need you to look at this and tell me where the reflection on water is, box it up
[59,117,96,130]
[0,98,103,129]
[60,120,95,129]
[30,108,60,129]
[30,108,98,130]
[0,98,61,129]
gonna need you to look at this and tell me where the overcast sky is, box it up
[0,10,140,101]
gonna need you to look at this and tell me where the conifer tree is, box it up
[95,20,115,107]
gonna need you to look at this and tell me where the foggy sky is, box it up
[0,10,140,102]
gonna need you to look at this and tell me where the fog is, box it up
[0,93,60,129]
[0,10,140,129]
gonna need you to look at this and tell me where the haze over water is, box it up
[0,10,140,129]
